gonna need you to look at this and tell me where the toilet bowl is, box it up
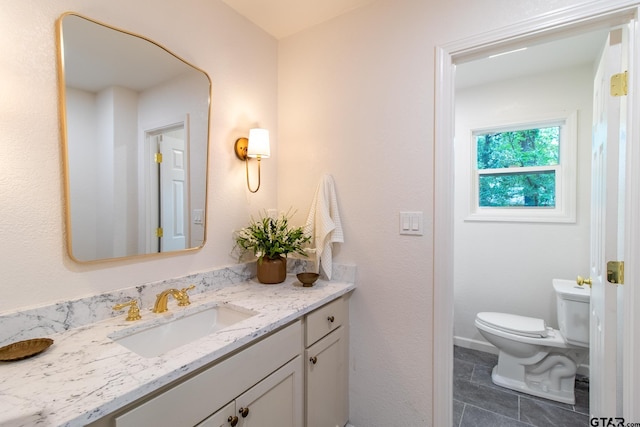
[474,279,590,404]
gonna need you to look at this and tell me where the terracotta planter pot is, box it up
[257,256,287,284]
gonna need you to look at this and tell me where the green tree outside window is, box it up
[475,127,560,207]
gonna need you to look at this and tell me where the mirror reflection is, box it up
[57,13,211,262]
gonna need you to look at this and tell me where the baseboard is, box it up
[454,335,590,376]
[453,335,499,355]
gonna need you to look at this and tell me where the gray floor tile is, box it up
[519,396,590,427]
[453,399,465,427]
[454,346,589,426]
[454,346,498,367]
[454,357,475,381]
[470,362,496,387]
[453,376,519,419]
[459,404,531,427]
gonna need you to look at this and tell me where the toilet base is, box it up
[491,365,576,404]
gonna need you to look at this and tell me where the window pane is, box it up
[479,171,556,207]
[476,126,560,170]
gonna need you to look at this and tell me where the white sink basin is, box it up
[110,304,255,358]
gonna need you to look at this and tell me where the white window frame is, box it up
[467,111,577,223]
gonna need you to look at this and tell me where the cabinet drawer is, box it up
[305,296,346,347]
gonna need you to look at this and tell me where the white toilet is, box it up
[474,278,590,404]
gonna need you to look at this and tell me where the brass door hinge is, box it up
[611,71,628,97]
[607,261,624,284]
[156,227,163,238]
[154,152,163,163]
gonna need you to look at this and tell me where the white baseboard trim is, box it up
[453,335,590,376]
[453,335,498,355]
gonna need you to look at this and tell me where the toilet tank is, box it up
[553,278,590,347]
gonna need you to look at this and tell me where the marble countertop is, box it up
[0,276,355,427]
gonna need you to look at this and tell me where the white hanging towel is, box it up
[304,174,344,279]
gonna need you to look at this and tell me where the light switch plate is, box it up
[399,211,423,235]
[193,209,203,224]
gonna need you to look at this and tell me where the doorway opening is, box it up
[143,121,190,253]
[434,4,639,425]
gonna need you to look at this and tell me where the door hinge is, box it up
[610,71,628,97]
[156,227,163,238]
[607,261,624,284]
[154,152,163,163]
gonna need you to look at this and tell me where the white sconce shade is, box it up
[233,127,270,193]
[247,128,270,158]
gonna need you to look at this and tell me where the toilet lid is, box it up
[476,312,548,338]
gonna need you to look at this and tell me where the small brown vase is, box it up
[257,256,287,284]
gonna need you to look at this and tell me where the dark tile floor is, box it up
[453,346,590,426]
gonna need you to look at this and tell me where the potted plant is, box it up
[234,211,311,284]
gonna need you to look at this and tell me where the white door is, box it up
[590,28,626,417]
[159,133,188,252]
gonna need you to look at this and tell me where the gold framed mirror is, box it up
[56,13,211,262]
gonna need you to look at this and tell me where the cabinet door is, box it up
[306,326,347,427]
[196,401,237,427]
[235,356,303,427]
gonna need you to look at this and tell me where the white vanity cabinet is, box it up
[197,356,302,427]
[85,292,352,427]
[304,294,349,427]
[195,401,236,427]
[89,321,302,427]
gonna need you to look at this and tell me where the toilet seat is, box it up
[476,312,548,338]
[475,312,570,348]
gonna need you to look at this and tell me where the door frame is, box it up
[433,1,640,425]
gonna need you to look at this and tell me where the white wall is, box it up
[0,0,278,310]
[453,65,594,349]
[278,0,592,425]
[66,87,99,259]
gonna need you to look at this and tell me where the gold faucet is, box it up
[152,285,195,313]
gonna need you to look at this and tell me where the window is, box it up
[468,113,577,222]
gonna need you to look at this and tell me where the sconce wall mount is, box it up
[234,137,250,161]
[234,128,270,193]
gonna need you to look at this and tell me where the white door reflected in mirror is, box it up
[57,13,211,262]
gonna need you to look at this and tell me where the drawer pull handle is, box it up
[327,315,335,323]
[228,415,239,426]
[310,356,318,364]
[239,407,249,417]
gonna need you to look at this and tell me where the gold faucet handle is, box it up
[576,275,592,288]
[113,299,142,321]
[177,285,196,306]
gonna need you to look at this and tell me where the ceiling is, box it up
[63,4,610,96]
[221,1,608,88]
[62,15,198,92]
[221,0,378,39]
[456,29,608,89]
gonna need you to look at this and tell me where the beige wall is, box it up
[0,0,278,310]
[278,0,591,425]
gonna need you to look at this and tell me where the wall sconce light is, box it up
[234,128,270,193]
